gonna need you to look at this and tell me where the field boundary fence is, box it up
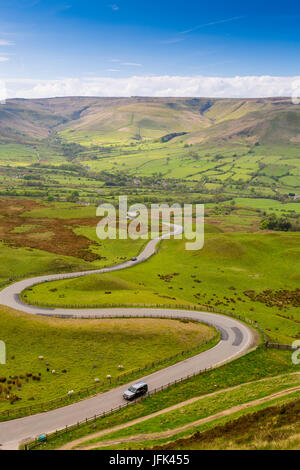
[0,326,219,421]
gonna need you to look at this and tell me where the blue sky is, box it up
[0,0,300,97]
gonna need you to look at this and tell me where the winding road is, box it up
[0,218,255,450]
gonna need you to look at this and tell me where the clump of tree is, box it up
[158,132,187,143]
[260,213,292,231]
[67,190,80,202]
[189,152,200,161]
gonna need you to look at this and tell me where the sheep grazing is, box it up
[51,370,56,374]
[106,374,111,380]
[38,356,44,360]
[118,365,124,370]
[94,378,100,383]
[68,390,74,396]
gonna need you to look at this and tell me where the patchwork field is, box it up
[0,97,300,204]
[0,95,299,450]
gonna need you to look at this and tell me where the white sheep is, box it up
[94,378,100,383]
[68,390,74,396]
[51,370,56,374]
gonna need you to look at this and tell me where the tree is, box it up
[260,213,292,231]
[67,190,79,202]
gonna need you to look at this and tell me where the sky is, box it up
[0,0,300,98]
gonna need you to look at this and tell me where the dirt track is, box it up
[61,373,300,450]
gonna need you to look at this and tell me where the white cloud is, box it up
[121,62,142,67]
[0,57,9,62]
[0,40,14,46]
[2,75,300,99]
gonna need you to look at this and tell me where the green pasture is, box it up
[0,242,90,284]
[23,231,300,343]
[0,307,214,413]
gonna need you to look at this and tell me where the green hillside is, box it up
[0,97,299,202]
[1,96,298,146]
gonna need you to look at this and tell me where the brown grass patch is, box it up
[0,197,101,261]
[244,288,300,310]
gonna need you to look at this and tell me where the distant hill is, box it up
[0,96,299,147]
[0,96,299,198]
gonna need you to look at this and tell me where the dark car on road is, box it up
[123,382,148,401]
